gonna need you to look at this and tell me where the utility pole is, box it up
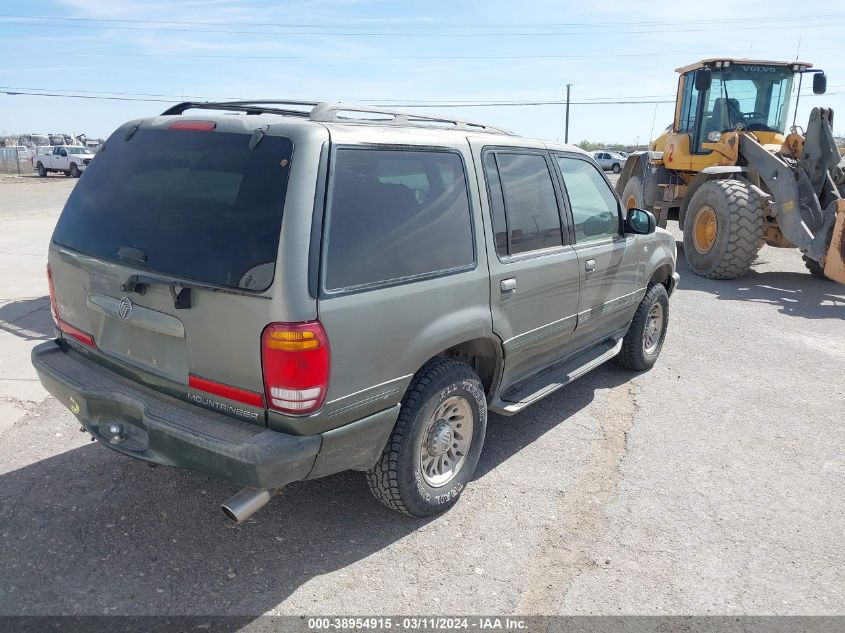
[564,83,572,143]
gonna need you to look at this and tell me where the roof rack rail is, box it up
[309,102,513,135]
[160,99,513,135]
[161,100,320,117]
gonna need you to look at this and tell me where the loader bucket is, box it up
[823,199,845,284]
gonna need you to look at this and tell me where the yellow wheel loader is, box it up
[616,58,845,283]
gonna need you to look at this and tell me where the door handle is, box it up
[585,259,596,272]
[500,278,517,293]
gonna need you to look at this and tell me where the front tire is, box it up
[615,283,669,371]
[366,359,487,517]
[682,179,764,279]
[69,163,80,178]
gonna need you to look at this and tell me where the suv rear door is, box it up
[475,144,581,387]
[47,120,321,426]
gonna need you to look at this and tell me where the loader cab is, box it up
[667,59,812,170]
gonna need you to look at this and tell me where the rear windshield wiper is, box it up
[122,274,195,309]
[121,274,269,309]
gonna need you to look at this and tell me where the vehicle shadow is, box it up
[0,365,631,617]
[676,246,845,320]
[0,296,53,340]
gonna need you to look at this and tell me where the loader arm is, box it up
[739,107,845,280]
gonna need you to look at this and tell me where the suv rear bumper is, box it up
[32,341,397,489]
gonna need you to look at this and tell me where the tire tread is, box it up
[685,179,765,279]
[366,358,476,516]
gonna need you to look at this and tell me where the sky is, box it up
[1,0,845,145]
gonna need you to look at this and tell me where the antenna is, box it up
[648,102,659,143]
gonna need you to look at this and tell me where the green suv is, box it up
[32,100,679,521]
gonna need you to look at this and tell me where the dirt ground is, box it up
[0,175,842,617]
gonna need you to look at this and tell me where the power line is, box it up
[3,17,845,37]
[3,89,842,106]
[0,47,838,61]
[1,12,842,29]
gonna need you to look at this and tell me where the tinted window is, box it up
[556,156,620,243]
[493,153,562,255]
[483,153,509,255]
[53,128,292,291]
[324,148,474,291]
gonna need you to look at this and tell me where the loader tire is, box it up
[803,254,831,280]
[621,175,645,211]
[682,178,764,279]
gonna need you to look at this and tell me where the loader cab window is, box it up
[678,71,701,135]
[694,65,794,152]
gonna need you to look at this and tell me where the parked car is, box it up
[32,145,96,178]
[7,145,31,160]
[592,150,625,173]
[32,100,679,521]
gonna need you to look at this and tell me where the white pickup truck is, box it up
[33,145,96,178]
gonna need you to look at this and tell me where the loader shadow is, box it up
[677,247,845,320]
[0,296,53,340]
[0,365,630,619]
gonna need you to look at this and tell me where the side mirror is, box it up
[625,208,656,235]
[60,149,67,157]
[695,68,712,92]
[813,72,827,95]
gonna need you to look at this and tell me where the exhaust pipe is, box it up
[221,488,275,523]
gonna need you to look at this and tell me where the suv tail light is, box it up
[47,264,95,347]
[261,322,330,415]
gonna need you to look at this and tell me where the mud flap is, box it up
[823,199,845,283]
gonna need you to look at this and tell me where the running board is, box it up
[490,338,623,415]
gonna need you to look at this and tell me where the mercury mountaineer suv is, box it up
[32,100,679,521]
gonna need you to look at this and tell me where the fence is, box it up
[0,148,33,175]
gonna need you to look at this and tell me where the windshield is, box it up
[701,65,794,134]
[53,127,293,292]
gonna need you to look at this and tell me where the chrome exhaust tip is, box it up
[221,487,274,523]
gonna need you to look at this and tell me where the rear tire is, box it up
[366,358,487,517]
[682,179,764,279]
[612,163,622,174]
[36,163,46,178]
[615,283,669,371]
[803,254,830,280]
[621,175,645,211]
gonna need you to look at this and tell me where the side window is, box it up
[678,71,699,132]
[483,153,509,255]
[324,148,474,291]
[484,151,563,256]
[556,156,621,243]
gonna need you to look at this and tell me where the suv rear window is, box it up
[52,127,293,292]
[324,148,474,291]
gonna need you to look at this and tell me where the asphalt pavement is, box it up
[0,173,842,617]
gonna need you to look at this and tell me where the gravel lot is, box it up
[0,174,842,617]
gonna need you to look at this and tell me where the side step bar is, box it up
[490,338,623,415]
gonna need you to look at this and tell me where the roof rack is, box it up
[161,100,513,135]
[309,102,513,135]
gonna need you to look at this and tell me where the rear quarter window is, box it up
[323,147,475,292]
